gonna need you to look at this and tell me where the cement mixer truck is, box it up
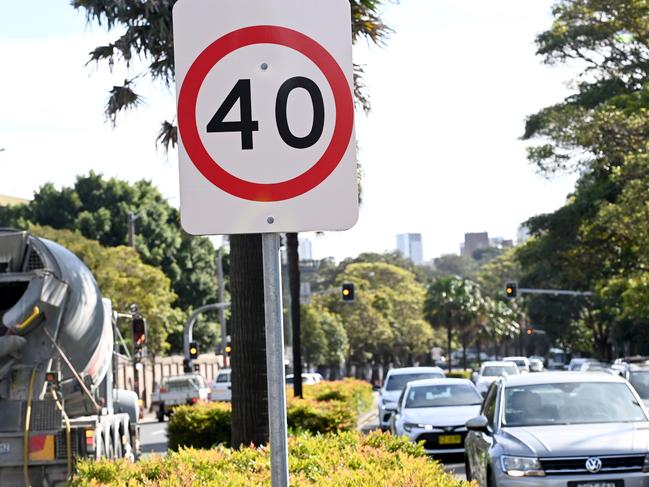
[0,229,140,486]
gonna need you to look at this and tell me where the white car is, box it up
[474,361,519,395]
[502,356,530,373]
[286,373,323,385]
[390,378,483,454]
[209,368,231,401]
[529,358,544,372]
[378,366,445,431]
[152,373,211,421]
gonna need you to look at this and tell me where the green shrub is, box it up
[167,401,231,450]
[168,380,373,450]
[445,370,473,379]
[287,398,356,434]
[72,431,473,486]
[302,379,373,413]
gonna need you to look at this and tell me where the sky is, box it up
[0,0,579,262]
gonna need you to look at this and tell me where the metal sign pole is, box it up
[261,233,289,487]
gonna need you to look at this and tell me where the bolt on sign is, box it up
[174,0,358,235]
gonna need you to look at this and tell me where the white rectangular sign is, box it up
[173,0,358,235]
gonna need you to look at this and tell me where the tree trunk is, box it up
[286,233,302,398]
[230,234,268,448]
[461,333,468,371]
[446,325,452,372]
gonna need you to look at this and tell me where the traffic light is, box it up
[341,283,355,302]
[189,341,199,360]
[505,282,517,299]
[527,328,533,336]
[132,316,146,353]
[183,358,191,373]
[224,336,232,356]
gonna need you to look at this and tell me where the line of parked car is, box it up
[380,356,649,486]
[151,369,323,422]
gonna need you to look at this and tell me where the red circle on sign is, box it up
[178,25,354,202]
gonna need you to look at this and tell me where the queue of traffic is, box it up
[380,356,649,486]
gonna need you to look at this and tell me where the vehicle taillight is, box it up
[160,387,167,393]
[191,397,199,404]
[85,429,95,453]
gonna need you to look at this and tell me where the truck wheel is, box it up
[157,405,165,422]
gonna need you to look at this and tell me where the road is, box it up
[139,420,168,456]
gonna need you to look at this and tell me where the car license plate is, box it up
[438,435,461,445]
[0,443,10,455]
[568,481,624,487]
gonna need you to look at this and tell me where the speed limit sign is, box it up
[173,0,358,235]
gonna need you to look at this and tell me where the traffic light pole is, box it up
[262,233,289,487]
[518,288,594,297]
[183,302,231,360]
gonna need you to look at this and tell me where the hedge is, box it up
[72,431,473,487]
[168,379,373,450]
[445,370,473,379]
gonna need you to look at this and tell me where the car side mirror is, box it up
[466,415,490,433]
[372,384,381,392]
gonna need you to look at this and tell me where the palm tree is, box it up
[72,0,393,446]
[424,276,482,371]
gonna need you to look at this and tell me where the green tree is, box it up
[29,225,183,355]
[424,276,483,370]
[300,304,348,374]
[0,173,217,314]
[432,254,478,280]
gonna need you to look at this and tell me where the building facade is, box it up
[396,233,423,265]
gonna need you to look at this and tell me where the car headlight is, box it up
[643,453,649,472]
[500,456,545,477]
[403,423,433,433]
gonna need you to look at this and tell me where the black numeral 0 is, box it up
[275,76,325,149]
[206,77,325,151]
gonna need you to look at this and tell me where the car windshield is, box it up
[482,365,518,377]
[165,377,203,391]
[508,359,526,367]
[503,382,647,427]
[405,384,482,408]
[629,372,649,399]
[216,373,230,383]
[385,372,443,391]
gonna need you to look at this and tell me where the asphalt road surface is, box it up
[139,420,168,456]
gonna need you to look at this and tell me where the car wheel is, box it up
[486,467,497,487]
[157,404,165,422]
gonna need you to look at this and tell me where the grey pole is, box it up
[262,233,289,487]
[183,302,231,359]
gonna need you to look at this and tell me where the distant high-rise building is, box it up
[461,232,489,258]
[517,225,531,245]
[298,238,313,261]
[489,236,514,249]
[396,233,423,265]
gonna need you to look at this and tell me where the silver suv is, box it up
[465,372,649,486]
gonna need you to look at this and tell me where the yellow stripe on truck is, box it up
[29,434,55,461]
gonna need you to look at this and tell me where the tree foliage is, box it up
[518,0,649,357]
[29,225,183,355]
[0,173,217,313]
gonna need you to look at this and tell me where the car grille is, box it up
[416,428,467,451]
[540,455,645,475]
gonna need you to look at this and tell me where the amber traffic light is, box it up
[341,283,355,302]
[505,282,517,299]
[189,341,199,360]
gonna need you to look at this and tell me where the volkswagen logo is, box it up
[585,457,602,473]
